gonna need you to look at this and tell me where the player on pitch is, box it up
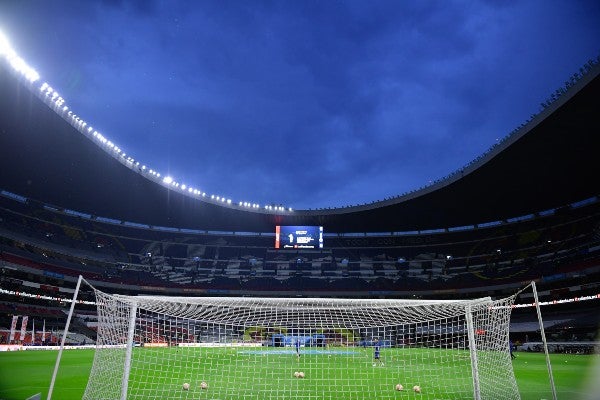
[373,338,384,366]
[295,337,301,359]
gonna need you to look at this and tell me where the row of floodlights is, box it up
[0,30,292,213]
[0,32,39,82]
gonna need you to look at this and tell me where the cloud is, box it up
[1,0,598,210]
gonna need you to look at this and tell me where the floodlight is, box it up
[181,184,186,190]
[163,176,173,184]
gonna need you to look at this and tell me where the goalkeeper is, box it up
[373,339,384,366]
[295,338,301,358]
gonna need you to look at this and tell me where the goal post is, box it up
[77,284,521,400]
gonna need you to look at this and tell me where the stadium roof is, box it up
[1,62,599,233]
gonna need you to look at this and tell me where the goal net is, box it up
[81,287,520,399]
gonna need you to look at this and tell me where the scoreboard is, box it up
[275,226,324,249]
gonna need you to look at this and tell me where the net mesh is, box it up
[83,292,520,400]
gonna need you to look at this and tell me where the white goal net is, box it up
[80,287,520,400]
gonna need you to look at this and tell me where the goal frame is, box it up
[48,276,555,400]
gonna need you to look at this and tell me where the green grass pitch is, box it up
[0,348,597,399]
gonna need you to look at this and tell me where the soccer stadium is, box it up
[1,15,600,400]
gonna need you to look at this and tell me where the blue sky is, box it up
[1,0,598,210]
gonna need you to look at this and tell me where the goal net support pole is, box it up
[121,301,138,400]
[47,274,84,400]
[531,281,558,400]
[465,305,481,400]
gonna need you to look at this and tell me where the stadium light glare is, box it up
[0,31,40,83]
[40,82,48,91]
[0,31,11,56]
[181,184,186,190]
[163,176,173,184]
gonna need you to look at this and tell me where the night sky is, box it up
[1,1,598,210]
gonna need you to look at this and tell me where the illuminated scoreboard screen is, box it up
[275,226,324,249]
